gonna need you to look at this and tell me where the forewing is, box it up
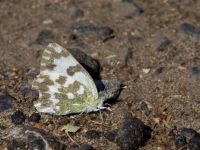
[32,43,98,114]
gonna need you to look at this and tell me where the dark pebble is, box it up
[29,113,41,123]
[11,110,26,125]
[171,128,200,150]
[67,47,101,80]
[71,24,114,37]
[122,0,134,2]
[0,95,14,112]
[20,86,39,98]
[116,113,151,150]
[121,48,133,67]
[103,131,117,142]
[33,29,54,45]
[79,143,94,150]
[85,130,101,139]
[7,125,67,150]
[157,37,171,52]
[176,23,200,38]
[191,67,200,75]
[24,68,38,80]
[175,138,187,150]
[155,67,164,74]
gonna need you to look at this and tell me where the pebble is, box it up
[122,0,134,2]
[33,29,54,45]
[157,37,171,52]
[114,110,152,150]
[11,110,26,125]
[71,24,114,37]
[24,68,38,80]
[170,127,200,150]
[103,131,117,142]
[191,66,200,75]
[85,130,101,139]
[67,47,101,80]
[0,95,14,112]
[7,125,67,150]
[29,112,41,123]
[79,143,94,150]
[176,23,200,39]
[155,67,164,75]
[42,19,53,25]
[121,48,133,67]
[20,86,38,99]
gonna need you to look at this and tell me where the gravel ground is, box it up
[0,0,200,149]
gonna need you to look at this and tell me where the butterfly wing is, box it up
[32,43,99,115]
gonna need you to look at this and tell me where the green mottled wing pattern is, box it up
[32,43,100,115]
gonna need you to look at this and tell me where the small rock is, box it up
[42,19,53,25]
[7,125,67,150]
[67,47,101,80]
[20,86,38,99]
[0,95,15,112]
[175,138,187,150]
[122,0,134,3]
[157,37,171,52]
[11,110,26,125]
[71,24,114,37]
[142,68,150,74]
[191,67,200,75]
[85,130,101,139]
[24,68,38,80]
[155,67,164,75]
[114,110,152,150]
[176,23,200,39]
[171,127,200,150]
[79,143,94,150]
[29,113,41,123]
[121,48,133,67]
[103,131,117,141]
[33,29,54,45]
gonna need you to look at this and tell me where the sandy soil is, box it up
[0,0,200,149]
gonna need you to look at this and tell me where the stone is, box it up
[79,143,94,150]
[114,110,152,150]
[11,110,26,125]
[7,125,67,150]
[103,131,117,142]
[29,113,41,123]
[157,37,171,52]
[33,29,54,45]
[66,47,101,80]
[85,130,101,139]
[176,23,200,39]
[0,95,15,112]
[70,24,114,38]
[170,127,200,150]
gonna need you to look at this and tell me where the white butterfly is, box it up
[32,43,121,115]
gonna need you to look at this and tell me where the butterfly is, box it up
[32,43,122,115]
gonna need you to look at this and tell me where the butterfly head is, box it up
[95,79,123,102]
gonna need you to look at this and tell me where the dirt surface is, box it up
[0,0,200,149]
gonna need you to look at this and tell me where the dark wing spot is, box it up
[66,65,82,76]
[56,76,67,85]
